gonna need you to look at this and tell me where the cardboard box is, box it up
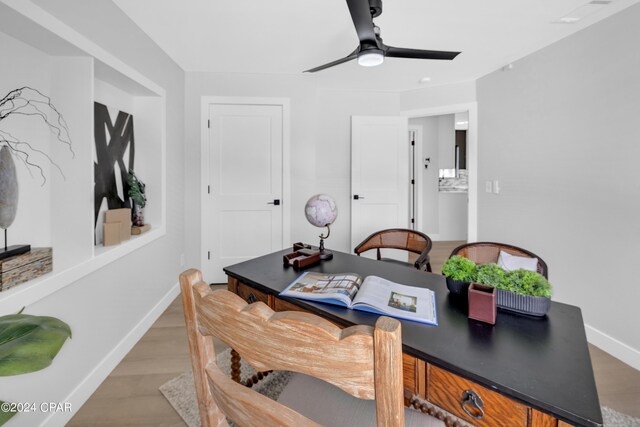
[103,222,122,246]
[105,208,131,241]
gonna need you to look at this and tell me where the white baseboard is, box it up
[585,323,640,372]
[40,282,181,427]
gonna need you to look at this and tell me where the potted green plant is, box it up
[443,257,553,316]
[473,266,552,316]
[127,170,146,227]
[441,255,477,295]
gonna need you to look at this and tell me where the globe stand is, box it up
[318,225,333,260]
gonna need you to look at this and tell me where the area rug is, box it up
[160,350,640,427]
[160,349,293,427]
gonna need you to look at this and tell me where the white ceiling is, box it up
[113,0,639,91]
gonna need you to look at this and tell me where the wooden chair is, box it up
[179,269,442,427]
[450,242,548,278]
[354,229,433,272]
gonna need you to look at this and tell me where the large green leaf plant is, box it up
[0,310,71,425]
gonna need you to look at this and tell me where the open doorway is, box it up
[408,111,469,242]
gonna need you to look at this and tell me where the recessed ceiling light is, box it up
[552,1,612,24]
[419,77,431,83]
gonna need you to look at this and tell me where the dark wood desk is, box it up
[224,250,602,427]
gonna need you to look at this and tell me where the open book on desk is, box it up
[280,272,437,325]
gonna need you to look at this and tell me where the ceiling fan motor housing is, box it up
[369,0,382,17]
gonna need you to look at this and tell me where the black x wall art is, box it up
[94,102,135,232]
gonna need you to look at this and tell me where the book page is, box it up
[280,272,363,307]
[352,276,437,325]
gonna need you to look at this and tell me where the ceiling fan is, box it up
[304,0,461,73]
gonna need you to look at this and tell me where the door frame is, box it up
[200,96,291,278]
[402,102,478,242]
[408,125,424,231]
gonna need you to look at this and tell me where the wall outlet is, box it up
[485,181,493,193]
[180,253,185,267]
[493,180,500,194]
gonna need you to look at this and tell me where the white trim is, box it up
[39,281,180,427]
[585,324,640,372]
[0,0,164,97]
[0,228,166,314]
[200,96,292,280]
[408,125,424,231]
[401,102,479,242]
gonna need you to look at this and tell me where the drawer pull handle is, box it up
[461,389,485,420]
[246,293,257,304]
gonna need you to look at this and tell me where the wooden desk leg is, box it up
[230,349,241,383]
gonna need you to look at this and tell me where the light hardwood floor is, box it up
[69,242,640,425]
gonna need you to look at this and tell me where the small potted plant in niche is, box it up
[441,255,477,295]
[127,170,146,227]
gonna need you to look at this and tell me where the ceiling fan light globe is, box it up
[357,51,384,67]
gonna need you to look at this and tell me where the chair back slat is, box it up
[193,285,376,399]
[355,229,432,256]
[180,269,405,427]
[451,242,548,278]
[205,363,320,427]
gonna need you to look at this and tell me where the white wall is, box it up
[437,115,455,169]
[0,1,186,425]
[476,3,640,369]
[400,81,476,112]
[0,32,52,250]
[184,72,401,275]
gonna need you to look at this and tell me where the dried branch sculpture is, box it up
[0,86,74,258]
[0,86,74,185]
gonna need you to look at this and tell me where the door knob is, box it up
[353,195,365,200]
[267,199,281,205]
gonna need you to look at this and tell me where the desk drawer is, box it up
[236,283,270,306]
[428,365,528,427]
[274,297,308,312]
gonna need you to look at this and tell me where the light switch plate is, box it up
[485,181,493,193]
[493,180,500,194]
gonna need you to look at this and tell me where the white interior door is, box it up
[351,116,409,259]
[206,103,283,282]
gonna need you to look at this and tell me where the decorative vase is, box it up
[132,203,144,227]
[468,283,497,324]
[0,146,18,229]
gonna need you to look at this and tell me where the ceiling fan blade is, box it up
[346,0,377,45]
[385,46,461,61]
[304,49,358,73]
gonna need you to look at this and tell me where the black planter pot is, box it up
[445,277,471,296]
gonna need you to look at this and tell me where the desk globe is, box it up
[304,194,337,260]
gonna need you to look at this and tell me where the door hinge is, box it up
[207,251,211,260]
[207,119,210,128]
[207,185,210,194]
[411,218,415,224]
[411,179,415,185]
[411,140,415,146]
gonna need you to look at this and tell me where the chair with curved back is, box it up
[354,229,433,272]
[179,269,443,427]
[450,242,548,278]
